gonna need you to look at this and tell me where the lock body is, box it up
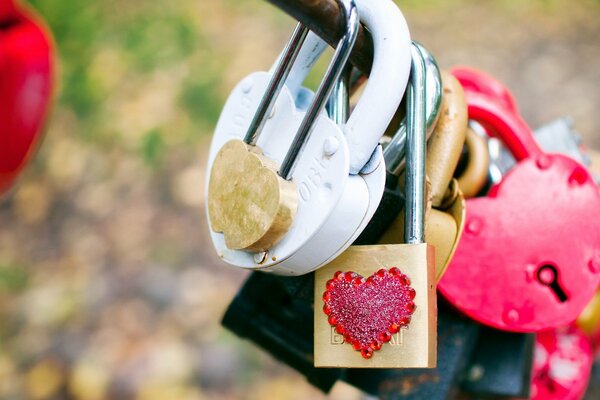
[314,244,436,368]
[439,73,600,332]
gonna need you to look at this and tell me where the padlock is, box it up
[355,41,442,246]
[206,0,412,275]
[530,326,593,400]
[314,43,436,368]
[438,79,600,332]
[456,128,490,198]
[208,2,357,253]
[0,0,54,195]
[378,70,467,281]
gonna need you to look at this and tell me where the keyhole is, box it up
[536,264,569,303]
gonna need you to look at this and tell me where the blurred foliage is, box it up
[0,264,28,292]
[0,0,599,399]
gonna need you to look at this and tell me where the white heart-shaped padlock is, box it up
[206,0,412,275]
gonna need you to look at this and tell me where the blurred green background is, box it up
[1,0,599,399]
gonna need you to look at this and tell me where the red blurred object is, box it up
[438,70,600,332]
[0,0,54,195]
[531,326,593,400]
[451,66,518,113]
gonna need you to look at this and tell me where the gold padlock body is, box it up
[207,139,298,252]
[314,244,436,368]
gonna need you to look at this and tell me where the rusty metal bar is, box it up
[265,0,374,75]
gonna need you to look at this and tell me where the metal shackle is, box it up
[384,42,442,178]
[242,0,359,180]
[404,44,428,244]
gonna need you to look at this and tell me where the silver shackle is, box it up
[385,41,442,178]
[243,0,359,180]
[404,44,429,244]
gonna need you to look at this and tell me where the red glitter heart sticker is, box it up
[322,268,416,359]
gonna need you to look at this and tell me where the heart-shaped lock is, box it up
[0,0,54,196]
[438,79,600,332]
[206,0,411,275]
[530,326,593,400]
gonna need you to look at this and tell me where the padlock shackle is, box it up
[326,65,351,125]
[279,0,359,179]
[405,45,427,244]
[384,42,442,178]
[452,67,518,113]
[465,91,543,161]
[244,24,310,145]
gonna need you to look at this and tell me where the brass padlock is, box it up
[456,127,491,198]
[314,44,436,368]
[380,70,468,281]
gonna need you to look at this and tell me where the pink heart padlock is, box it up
[530,326,593,400]
[438,78,600,332]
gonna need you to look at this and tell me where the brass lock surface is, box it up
[208,139,297,252]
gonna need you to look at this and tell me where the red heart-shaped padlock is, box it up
[322,268,416,359]
[438,74,600,332]
[531,326,593,400]
[0,0,54,195]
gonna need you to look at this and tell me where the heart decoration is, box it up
[322,268,416,359]
[208,139,298,252]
